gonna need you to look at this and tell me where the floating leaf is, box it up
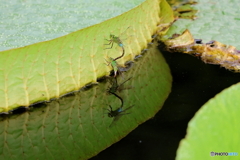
[0,43,172,160]
[176,83,240,160]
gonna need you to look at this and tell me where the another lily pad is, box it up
[176,83,240,160]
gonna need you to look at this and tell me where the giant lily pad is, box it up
[0,0,174,159]
[165,0,240,49]
[160,0,240,72]
[0,43,172,160]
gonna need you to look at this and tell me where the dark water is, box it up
[90,47,240,160]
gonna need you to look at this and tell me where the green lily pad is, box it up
[176,83,240,160]
[0,43,172,160]
[165,0,240,49]
[160,0,240,73]
[0,0,174,159]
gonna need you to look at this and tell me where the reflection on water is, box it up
[91,46,240,160]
